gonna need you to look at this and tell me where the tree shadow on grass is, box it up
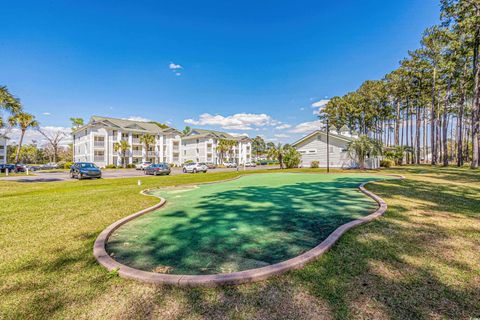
[107,177,382,274]
[141,175,480,320]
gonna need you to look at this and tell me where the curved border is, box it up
[94,173,404,287]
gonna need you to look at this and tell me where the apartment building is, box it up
[0,135,8,164]
[72,116,182,167]
[181,129,252,164]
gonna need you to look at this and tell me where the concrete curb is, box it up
[93,173,405,287]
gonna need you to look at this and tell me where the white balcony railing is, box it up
[94,156,104,162]
[147,151,156,156]
[132,138,141,144]
[94,142,105,148]
[132,150,142,156]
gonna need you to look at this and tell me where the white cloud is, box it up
[42,112,51,116]
[289,120,324,133]
[275,124,291,130]
[184,113,277,130]
[227,132,250,137]
[123,116,152,122]
[300,107,305,111]
[168,62,183,70]
[311,99,330,115]
[6,126,72,147]
[274,133,290,138]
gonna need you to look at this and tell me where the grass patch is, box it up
[0,166,479,319]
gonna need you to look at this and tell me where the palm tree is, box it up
[70,117,84,129]
[114,140,130,168]
[346,135,383,170]
[182,126,192,135]
[0,86,22,128]
[216,139,236,164]
[140,133,156,162]
[267,143,286,169]
[8,112,38,164]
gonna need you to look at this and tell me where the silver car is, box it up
[183,162,208,173]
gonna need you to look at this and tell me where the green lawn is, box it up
[0,167,479,319]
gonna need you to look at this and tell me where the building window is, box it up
[329,146,334,153]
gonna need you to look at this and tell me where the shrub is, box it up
[105,164,117,169]
[184,160,194,164]
[64,162,73,169]
[311,160,319,168]
[57,161,66,168]
[283,148,301,168]
[126,164,136,169]
[380,159,395,168]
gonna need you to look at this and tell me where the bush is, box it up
[311,160,319,168]
[64,162,73,169]
[57,161,66,168]
[283,148,301,168]
[105,164,117,169]
[126,164,136,169]
[380,159,395,168]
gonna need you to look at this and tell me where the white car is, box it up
[224,162,237,168]
[136,161,152,170]
[183,162,208,173]
[244,162,257,167]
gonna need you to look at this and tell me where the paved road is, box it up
[0,165,279,183]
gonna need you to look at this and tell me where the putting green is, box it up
[106,173,391,275]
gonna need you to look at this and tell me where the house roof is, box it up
[72,116,179,135]
[291,129,355,147]
[183,128,250,141]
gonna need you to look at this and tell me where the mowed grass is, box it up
[0,167,479,319]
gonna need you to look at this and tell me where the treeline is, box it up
[322,0,480,168]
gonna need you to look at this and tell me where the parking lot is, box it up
[0,165,279,182]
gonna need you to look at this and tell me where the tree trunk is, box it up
[471,11,480,168]
[431,67,437,165]
[457,83,465,167]
[443,79,451,166]
[415,106,421,164]
[395,101,400,146]
[15,129,26,165]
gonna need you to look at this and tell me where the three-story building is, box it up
[0,135,8,164]
[72,116,182,167]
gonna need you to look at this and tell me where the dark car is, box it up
[0,164,15,173]
[15,164,27,172]
[144,163,171,176]
[70,162,102,180]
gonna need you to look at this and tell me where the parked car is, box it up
[244,162,257,167]
[0,164,15,173]
[183,162,208,173]
[26,165,41,171]
[42,162,59,170]
[69,162,102,180]
[135,161,152,170]
[144,163,171,176]
[205,162,216,169]
[15,164,28,172]
[224,162,237,168]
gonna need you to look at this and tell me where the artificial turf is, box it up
[107,173,390,275]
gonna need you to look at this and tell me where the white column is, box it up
[128,133,133,165]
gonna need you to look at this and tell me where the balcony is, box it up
[132,150,142,156]
[94,156,104,162]
[147,151,156,156]
[94,141,105,148]
[132,138,141,144]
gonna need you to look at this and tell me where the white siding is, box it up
[0,137,7,164]
[295,134,355,168]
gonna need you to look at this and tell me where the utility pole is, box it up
[326,119,330,173]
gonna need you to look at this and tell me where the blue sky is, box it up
[1,0,440,143]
